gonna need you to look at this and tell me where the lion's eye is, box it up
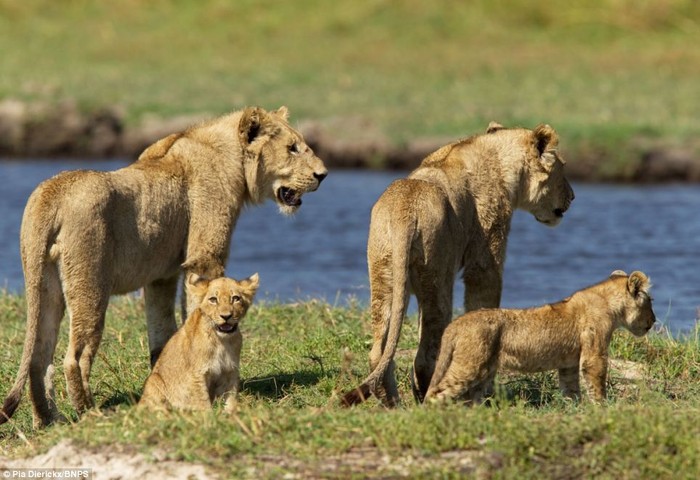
[232,295,241,303]
[289,143,300,154]
[208,296,218,304]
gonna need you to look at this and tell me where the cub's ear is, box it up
[275,106,290,121]
[185,272,210,299]
[627,271,651,298]
[240,273,260,299]
[609,270,628,278]
[533,124,559,155]
[486,121,504,134]
[239,106,267,146]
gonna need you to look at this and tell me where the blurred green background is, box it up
[1,0,699,171]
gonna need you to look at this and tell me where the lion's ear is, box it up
[486,121,504,134]
[239,273,260,299]
[627,271,651,298]
[610,270,628,278]
[275,106,290,121]
[533,124,559,155]
[239,107,266,146]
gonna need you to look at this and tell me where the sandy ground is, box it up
[0,440,502,479]
[0,440,213,479]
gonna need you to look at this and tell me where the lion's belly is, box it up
[110,229,187,294]
[499,334,580,373]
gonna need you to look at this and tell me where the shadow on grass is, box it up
[98,369,327,408]
[101,390,140,410]
[242,369,325,400]
[487,373,561,409]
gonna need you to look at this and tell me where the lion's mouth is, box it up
[277,187,302,207]
[216,323,238,334]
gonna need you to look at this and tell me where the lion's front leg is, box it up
[580,355,608,403]
[184,379,213,411]
[222,379,239,414]
[579,331,609,403]
[145,276,180,367]
[182,202,236,296]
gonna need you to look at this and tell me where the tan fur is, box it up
[1,106,327,427]
[425,271,656,404]
[140,273,259,411]
[342,123,574,407]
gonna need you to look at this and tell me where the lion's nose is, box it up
[220,313,233,322]
[314,171,328,184]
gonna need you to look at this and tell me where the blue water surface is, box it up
[0,159,697,333]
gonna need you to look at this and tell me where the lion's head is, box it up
[611,270,656,336]
[187,273,259,336]
[519,124,575,227]
[238,106,327,215]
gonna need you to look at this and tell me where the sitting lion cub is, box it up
[140,273,259,411]
[425,271,655,404]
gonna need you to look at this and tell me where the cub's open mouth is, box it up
[277,187,302,207]
[216,323,238,334]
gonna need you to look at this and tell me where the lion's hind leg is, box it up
[368,269,401,407]
[425,329,498,405]
[426,365,495,405]
[28,263,67,427]
[61,265,110,415]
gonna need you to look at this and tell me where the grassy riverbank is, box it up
[1,1,700,178]
[1,292,698,477]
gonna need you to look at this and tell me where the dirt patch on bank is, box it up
[1,439,502,479]
[1,98,698,182]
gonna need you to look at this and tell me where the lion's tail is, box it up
[341,217,415,407]
[1,188,58,425]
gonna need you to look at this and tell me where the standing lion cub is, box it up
[425,271,656,404]
[139,273,259,411]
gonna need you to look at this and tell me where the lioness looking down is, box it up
[1,106,327,428]
[425,271,656,404]
[342,122,574,407]
[140,273,258,412]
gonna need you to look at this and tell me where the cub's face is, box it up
[618,271,656,336]
[188,274,260,336]
[239,106,328,215]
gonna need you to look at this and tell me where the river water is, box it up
[0,159,698,334]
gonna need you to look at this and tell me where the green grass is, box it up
[1,291,699,478]
[1,0,699,155]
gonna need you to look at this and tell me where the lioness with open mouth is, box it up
[1,106,326,427]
